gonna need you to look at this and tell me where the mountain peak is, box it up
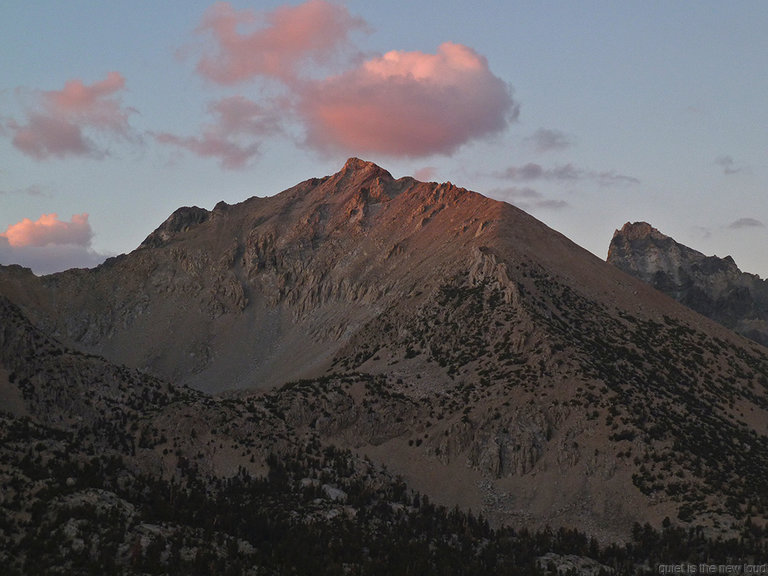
[608,221,768,346]
[612,221,669,242]
[311,157,399,206]
[341,157,383,173]
[336,157,395,183]
[139,205,210,249]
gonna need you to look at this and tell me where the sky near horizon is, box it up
[1,1,767,277]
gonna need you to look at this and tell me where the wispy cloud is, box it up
[5,72,136,160]
[490,186,568,211]
[593,169,641,186]
[692,226,712,240]
[0,185,47,197]
[524,128,573,153]
[153,96,281,169]
[193,0,367,85]
[728,217,764,230]
[715,155,742,175]
[498,162,639,186]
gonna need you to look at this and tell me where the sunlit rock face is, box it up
[608,221,768,346]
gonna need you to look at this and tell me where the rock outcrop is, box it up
[608,221,768,346]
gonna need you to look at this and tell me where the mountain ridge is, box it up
[3,159,768,551]
[0,157,580,392]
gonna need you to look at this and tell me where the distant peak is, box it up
[613,222,669,242]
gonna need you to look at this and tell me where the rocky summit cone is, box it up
[3,160,768,570]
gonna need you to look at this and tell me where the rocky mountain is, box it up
[608,221,768,346]
[4,159,768,572]
[3,157,539,393]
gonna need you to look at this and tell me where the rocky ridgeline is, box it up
[5,159,768,555]
[0,158,513,390]
[608,222,768,346]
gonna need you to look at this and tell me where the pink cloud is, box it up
[154,96,281,169]
[155,132,260,170]
[47,72,129,130]
[298,42,517,157]
[181,4,516,160]
[0,213,109,274]
[195,0,366,84]
[1,213,92,248]
[10,114,91,158]
[6,72,134,159]
[209,96,281,135]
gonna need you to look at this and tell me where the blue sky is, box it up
[1,1,767,277]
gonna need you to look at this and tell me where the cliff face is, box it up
[608,222,768,346]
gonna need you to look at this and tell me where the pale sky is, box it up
[1,1,767,277]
